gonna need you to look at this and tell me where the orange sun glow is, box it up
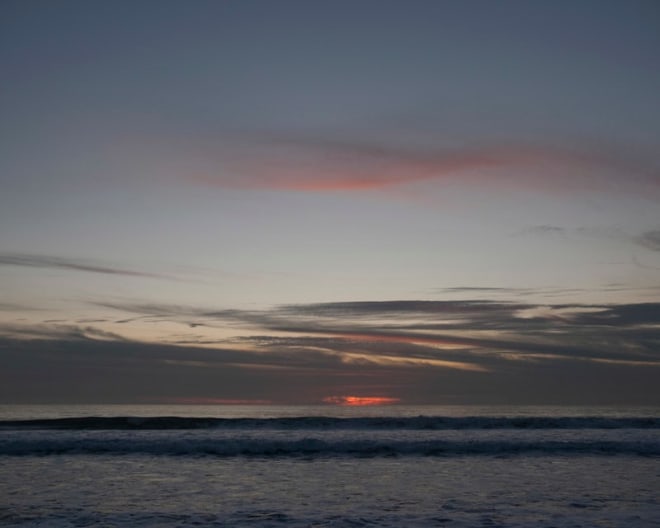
[322,395,401,406]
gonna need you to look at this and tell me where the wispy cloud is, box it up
[91,298,660,368]
[518,226,660,264]
[0,253,174,280]
[0,302,35,312]
[519,225,567,236]
[636,230,660,252]
[439,286,528,293]
[0,322,128,342]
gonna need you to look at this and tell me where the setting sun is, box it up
[322,396,401,406]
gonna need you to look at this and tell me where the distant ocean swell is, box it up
[2,415,659,430]
[1,415,659,457]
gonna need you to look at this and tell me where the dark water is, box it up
[1,405,659,526]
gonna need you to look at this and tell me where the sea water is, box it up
[1,405,658,527]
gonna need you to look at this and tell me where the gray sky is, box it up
[1,0,659,404]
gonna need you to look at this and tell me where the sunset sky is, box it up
[1,0,659,405]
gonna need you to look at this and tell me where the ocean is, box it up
[1,404,658,527]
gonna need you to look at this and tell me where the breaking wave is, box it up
[2,415,657,457]
[1,415,659,431]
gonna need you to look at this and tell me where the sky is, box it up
[1,0,659,405]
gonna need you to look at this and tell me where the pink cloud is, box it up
[190,137,660,197]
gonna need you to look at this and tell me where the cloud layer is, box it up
[5,295,657,404]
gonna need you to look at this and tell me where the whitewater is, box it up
[1,405,659,526]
